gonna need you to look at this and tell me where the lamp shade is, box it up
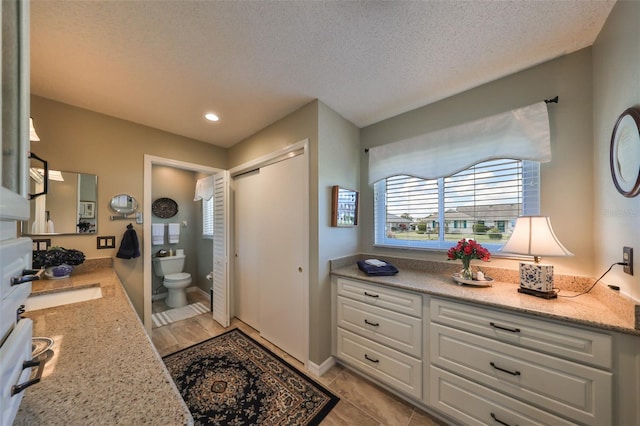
[500,216,573,258]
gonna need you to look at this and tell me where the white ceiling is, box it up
[30,1,615,148]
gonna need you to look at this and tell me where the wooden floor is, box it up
[150,290,446,426]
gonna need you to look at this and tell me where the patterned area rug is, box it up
[163,328,339,425]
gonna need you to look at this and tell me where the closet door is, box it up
[233,170,262,330]
[258,153,307,363]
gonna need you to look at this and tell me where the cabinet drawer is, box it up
[429,366,576,426]
[1,319,34,426]
[337,296,422,357]
[337,278,422,317]
[430,323,612,425]
[336,328,422,399]
[430,297,612,368]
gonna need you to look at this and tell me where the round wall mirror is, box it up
[110,194,138,214]
[610,107,640,198]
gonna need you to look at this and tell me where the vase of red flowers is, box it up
[447,239,491,280]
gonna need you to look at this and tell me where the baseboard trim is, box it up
[307,356,336,377]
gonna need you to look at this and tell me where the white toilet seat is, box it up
[164,272,191,282]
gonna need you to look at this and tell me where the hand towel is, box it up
[168,223,180,244]
[152,223,165,245]
[116,224,141,259]
[194,175,214,201]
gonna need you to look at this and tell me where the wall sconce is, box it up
[500,216,573,299]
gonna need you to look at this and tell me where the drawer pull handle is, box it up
[364,319,379,327]
[11,358,46,396]
[11,268,45,286]
[490,322,520,333]
[364,354,379,363]
[491,412,516,426]
[364,292,379,298]
[490,362,521,376]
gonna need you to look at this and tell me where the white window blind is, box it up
[374,159,539,250]
[202,197,214,238]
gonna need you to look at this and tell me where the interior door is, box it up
[257,153,307,362]
[233,169,262,329]
[233,150,308,362]
[212,171,230,327]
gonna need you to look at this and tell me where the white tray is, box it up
[452,273,493,287]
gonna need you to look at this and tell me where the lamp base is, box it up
[517,287,558,299]
[519,261,554,292]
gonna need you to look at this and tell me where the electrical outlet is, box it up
[623,247,633,275]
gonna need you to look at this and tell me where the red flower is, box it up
[446,238,491,262]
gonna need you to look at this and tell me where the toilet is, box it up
[152,253,192,308]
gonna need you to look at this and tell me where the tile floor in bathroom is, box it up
[150,290,447,426]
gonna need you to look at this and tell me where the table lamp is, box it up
[500,216,573,299]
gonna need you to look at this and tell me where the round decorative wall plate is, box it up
[610,107,640,198]
[152,197,178,218]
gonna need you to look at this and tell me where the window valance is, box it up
[368,102,551,185]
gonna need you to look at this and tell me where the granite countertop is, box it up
[15,259,193,425]
[331,256,640,336]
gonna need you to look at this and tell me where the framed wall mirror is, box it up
[23,168,98,235]
[610,107,640,198]
[331,185,359,227]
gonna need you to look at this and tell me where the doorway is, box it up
[142,155,223,332]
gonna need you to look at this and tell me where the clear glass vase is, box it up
[460,258,473,280]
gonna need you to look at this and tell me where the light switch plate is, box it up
[97,236,116,249]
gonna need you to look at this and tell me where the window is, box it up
[202,197,214,238]
[374,159,539,251]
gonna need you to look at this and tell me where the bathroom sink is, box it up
[25,285,102,311]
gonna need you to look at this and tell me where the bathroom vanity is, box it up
[14,259,193,425]
[331,256,640,426]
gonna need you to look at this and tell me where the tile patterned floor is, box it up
[150,290,446,426]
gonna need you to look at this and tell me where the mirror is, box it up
[23,169,98,235]
[331,185,359,227]
[110,194,138,215]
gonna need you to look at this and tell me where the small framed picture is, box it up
[79,201,95,218]
[331,185,359,227]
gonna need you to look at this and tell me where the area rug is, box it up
[152,302,209,328]
[163,328,339,425]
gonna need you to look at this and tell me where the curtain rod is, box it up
[364,97,558,153]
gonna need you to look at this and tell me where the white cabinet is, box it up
[333,278,423,399]
[428,297,613,426]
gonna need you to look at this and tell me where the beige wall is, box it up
[316,101,360,362]
[360,48,595,278]
[30,95,227,315]
[593,1,640,301]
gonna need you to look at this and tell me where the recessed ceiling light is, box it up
[205,113,219,122]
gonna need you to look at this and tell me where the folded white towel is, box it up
[365,259,386,267]
[168,223,180,244]
[152,223,165,245]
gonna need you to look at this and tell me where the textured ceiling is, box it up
[30,1,615,148]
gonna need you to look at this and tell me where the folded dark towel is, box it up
[356,260,399,276]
